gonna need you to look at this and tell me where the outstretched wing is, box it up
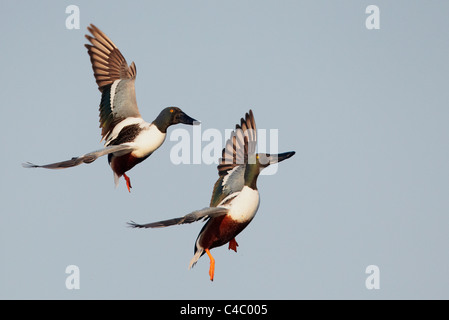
[217,109,256,176]
[128,207,229,229]
[85,24,141,142]
[210,110,256,206]
[22,144,134,169]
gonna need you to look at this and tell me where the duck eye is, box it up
[170,109,174,113]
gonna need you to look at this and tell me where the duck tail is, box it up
[113,172,120,188]
[189,247,204,269]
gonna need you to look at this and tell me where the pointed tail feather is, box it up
[189,248,204,270]
[113,171,121,188]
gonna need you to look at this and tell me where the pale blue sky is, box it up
[1,1,449,299]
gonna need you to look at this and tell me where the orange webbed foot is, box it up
[205,249,215,281]
[123,173,132,193]
[228,238,239,252]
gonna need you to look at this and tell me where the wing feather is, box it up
[217,109,256,177]
[85,24,141,141]
[22,145,134,169]
[210,110,257,206]
[128,207,229,229]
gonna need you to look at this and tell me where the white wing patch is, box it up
[110,79,121,111]
[222,166,239,186]
[221,165,245,194]
[104,117,143,146]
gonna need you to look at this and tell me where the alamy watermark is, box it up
[65,5,80,30]
[365,5,380,30]
[65,265,80,290]
[365,265,380,290]
[169,123,281,175]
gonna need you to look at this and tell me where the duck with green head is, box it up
[129,110,295,281]
[22,24,198,192]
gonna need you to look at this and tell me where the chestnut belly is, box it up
[199,215,251,250]
[109,152,150,176]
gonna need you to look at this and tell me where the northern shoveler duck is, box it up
[23,24,198,192]
[129,110,295,281]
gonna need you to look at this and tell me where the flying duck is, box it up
[129,110,295,280]
[23,24,198,192]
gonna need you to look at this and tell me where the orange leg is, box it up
[228,238,239,252]
[205,248,215,281]
[123,173,132,193]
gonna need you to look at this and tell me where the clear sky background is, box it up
[1,1,448,299]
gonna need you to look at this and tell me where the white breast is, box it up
[219,186,260,223]
[131,123,166,158]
